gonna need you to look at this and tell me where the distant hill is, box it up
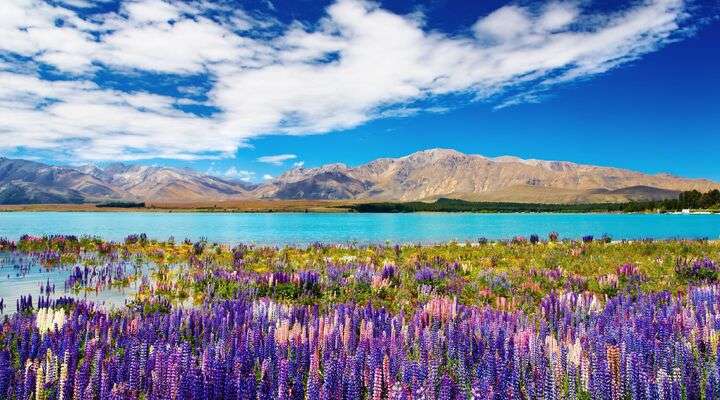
[0,158,125,204]
[1,150,719,204]
[0,157,253,204]
[78,163,254,202]
[258,149,720,202]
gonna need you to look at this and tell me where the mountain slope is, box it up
[0,158,253,204]
[258,149,720,202]
[1,150,718,204]
[0,157,127,204]
[253,164,372,200]
[81,163,254,202]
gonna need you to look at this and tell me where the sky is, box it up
[1,0,719,182]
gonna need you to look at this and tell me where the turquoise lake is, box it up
[1,211,719,244]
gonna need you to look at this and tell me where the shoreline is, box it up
[1,203,718,214]
[0,200,357,213]
[1,195,719,215]
[0,202,720,215]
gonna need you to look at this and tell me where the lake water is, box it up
[0,252,143,316]
[1,211,719,244]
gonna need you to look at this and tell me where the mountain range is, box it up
[1,149,718,204]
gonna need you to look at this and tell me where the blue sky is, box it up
[1,0,719,182]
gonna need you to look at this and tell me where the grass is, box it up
[5,234,719,314]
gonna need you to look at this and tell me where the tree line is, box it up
[96,201,146,208]
[349,190,720,213]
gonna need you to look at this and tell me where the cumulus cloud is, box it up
[0,0,693,160]
[217,166,255,182]
[257,154,298,165]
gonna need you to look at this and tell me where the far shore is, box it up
[0,200,358,213]
[0,200,718,214]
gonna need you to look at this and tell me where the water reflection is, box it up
[0,252,145,316]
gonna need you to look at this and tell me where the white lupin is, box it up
[36,308,66,333]
[35,363,45,400]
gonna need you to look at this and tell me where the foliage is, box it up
[349,189,720,213]
[96,201,146,208]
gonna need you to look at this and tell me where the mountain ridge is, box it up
[1,150,718,204]
[257,149,719,202]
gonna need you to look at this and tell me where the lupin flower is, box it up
[2,238,720,400]
[35,307,66,333]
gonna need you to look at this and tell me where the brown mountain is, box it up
[0,158,253,204]
[80,163,254,202]
[1,150,718,204]
[258,149,720,202]
[0,157,126,204]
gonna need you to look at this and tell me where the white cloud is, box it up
[213,166,255,182]
[538,3,579,32]
[257,154,298,165]
[0,0,692,161]
[293,161,305,167]
[473,6,533,42]
[262,174,274,180]
[122,0,182,23]
[58,0,115,8]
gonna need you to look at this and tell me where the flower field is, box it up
[1,234,720,399]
